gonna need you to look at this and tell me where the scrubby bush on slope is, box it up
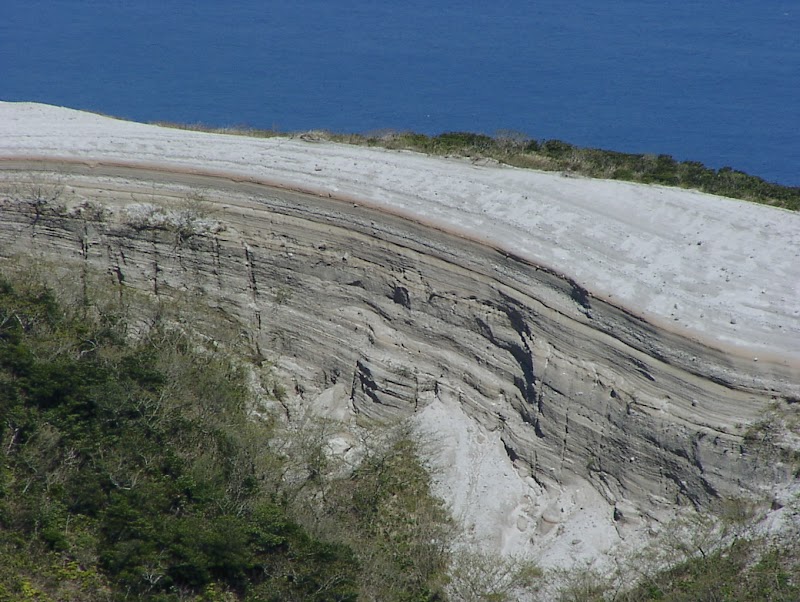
[0,275,449,601]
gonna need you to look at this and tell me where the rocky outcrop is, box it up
[1,162,797,566]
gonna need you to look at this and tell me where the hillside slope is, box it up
[1,103,798,576]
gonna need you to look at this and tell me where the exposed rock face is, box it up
[1,163,797,567]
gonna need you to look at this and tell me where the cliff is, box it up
[0,160,796,570]
[1,103,798,570]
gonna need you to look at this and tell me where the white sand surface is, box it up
[414,392,632,569]
[2,101,797,365]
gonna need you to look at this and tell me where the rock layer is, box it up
[1,162,797,566]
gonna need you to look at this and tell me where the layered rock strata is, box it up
[1,162,797,566]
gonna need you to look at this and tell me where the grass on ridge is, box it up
[152,122,800,211]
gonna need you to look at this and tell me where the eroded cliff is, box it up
[1,162,797,568]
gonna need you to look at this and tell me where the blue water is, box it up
[2,1,798,185]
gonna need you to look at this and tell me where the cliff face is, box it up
[1,162,797,566]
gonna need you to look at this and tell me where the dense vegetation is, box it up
[552,535,800,602]
[155,123,800,211]
[0,275,450,601]
[617,539,800,602]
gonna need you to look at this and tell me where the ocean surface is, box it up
[2,1,798,185]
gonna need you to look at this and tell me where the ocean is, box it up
[1,1,798,185]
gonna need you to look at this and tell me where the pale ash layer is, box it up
[0,101,798,364]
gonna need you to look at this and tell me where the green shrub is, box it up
[0,270,464,600]
[433,132,495,155]
[614,538,800,602]
[0,274,364,600]
[541,139,575,159]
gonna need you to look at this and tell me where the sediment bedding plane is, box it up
[1,102,798,568]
